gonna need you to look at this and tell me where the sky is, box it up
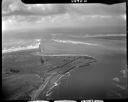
[2,0,126,32]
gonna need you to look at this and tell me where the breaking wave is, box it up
[2,39,41,53]
[52,39,99,46]
[2,34,126,54]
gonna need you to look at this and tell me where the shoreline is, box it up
[2,48,97,100]
[2,47,39,55]
[2,35,127,100]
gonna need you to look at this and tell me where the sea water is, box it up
[2,32,127,99]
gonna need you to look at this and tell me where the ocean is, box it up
[2,32,127,99]
[2,33,126,54]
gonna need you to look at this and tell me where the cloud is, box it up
[2,0,126,17]
[67,3,126,16]
[2,0,66,16]
[2,0,126,32]
[2,13,125,32]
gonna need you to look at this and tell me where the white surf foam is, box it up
[52,39,99,46]
[2,39,41,53]
[2,44,39,53]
